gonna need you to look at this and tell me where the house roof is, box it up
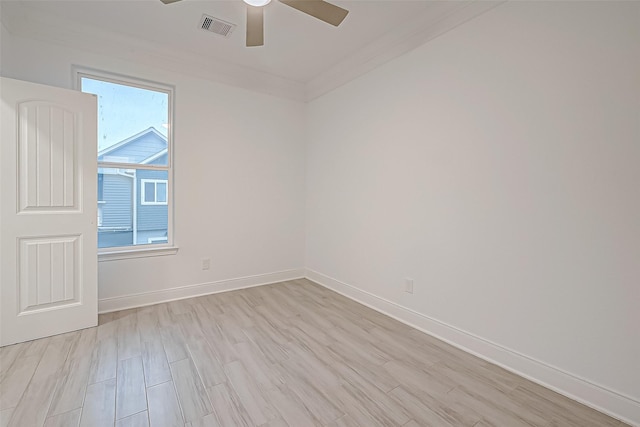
[98,127,167,165]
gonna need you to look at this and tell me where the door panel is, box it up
[18,235,81,313]
[1,77,98,346]
[18,101,79,211]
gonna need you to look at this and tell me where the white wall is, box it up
[306,0,640,421]
[1,30,306,304]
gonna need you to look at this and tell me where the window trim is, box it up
[141,179,168,206]
[148,236,168,244]
[74,66,177,259]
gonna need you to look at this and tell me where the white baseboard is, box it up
[305,268,640,427]
[98,268,305,314]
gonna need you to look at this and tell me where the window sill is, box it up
[98,246,179,262]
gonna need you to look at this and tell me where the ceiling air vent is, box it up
[199,14,236,38]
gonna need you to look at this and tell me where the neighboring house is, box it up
[98,127,169,248]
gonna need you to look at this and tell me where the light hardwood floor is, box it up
[0,279,628,427]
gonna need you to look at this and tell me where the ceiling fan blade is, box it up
[279,0,348,26]
[246,5,265,47]
[159,0,182,4]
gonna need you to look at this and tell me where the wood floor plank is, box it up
[96,319,118,342]
[116,356,147,420]
[115,411,149,427]
[263,418,288,427]
[206,382,252,427]
[80,379,116,427]
[66,328,97,362]
[43,409,82,427]
[177,312,208,344]
[117,318,142,361]
[202,324,237,366]
[383,359,455,397]
[233,341,282,389]
[32,332,77,380]
[155,304,175,328]
[265,385,320,427]
[88,336,117,384]
[22,337,52,358]
[243,322,290,364]
[167,299,192,317]
[213,313,248,345]
[271,363,344,425]
[510,383,621,427]
[185,338,225,388]
[170,358,212,423]
[447,385,543,427]
[325,414,367,427]
[98,312,115,326]
[137,311,160,342]
[0,355,41,410]
[8,373,58,427]
[388,385,466,427]
[112,308,138,322]
[188,413,221,427]
[253,303,292,332]
[334,382,411,427]
[224,360,278,426]
[48,353,93,416]
[147,381,184,427]
[0,409,14,427]
[141,338,172,387]
[325,345,400,394]
[160,325,189,363]
[0,344,26,381]
[48,328,97,416]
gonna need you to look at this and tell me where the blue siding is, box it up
[148,153,168,166]
[137,169,168,233]
[101,173,133,229]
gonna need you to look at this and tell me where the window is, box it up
[141,179,168,205]
[76,68,174,254]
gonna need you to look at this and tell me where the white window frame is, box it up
[141,179,168,206]
[148,237,168,244]
[74,66,177,261]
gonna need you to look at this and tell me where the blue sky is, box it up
[81,77,168,152]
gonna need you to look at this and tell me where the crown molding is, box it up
[1,1,503,103]
[0,4,307,102]
[305,1,504,101]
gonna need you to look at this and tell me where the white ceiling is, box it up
[0,0,500,100]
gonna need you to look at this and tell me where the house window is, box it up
[76,68,174,252]
[141,179,168,205]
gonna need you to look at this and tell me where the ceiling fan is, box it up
[160,0,349,47]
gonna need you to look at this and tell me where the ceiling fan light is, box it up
[243,0,271,7]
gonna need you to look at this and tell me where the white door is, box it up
[0,77,98,347]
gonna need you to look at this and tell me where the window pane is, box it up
[98,168,168,248]
[156,182,167,203]
[144,182,155,203]
[81,77,169,166]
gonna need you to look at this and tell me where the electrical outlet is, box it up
[405,278,414,294]
[202,258,211,270]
